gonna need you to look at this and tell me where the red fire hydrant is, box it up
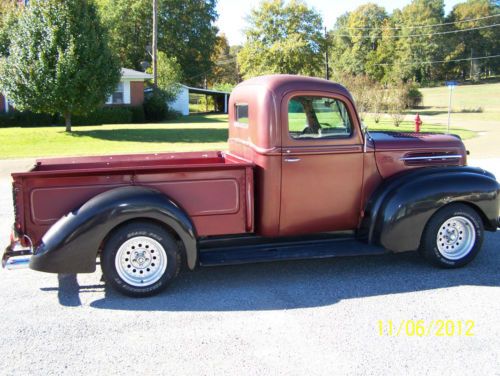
[415,113,422,132]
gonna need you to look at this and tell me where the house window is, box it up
[110,82,124,104]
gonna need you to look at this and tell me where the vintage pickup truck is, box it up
[3,75,500,297]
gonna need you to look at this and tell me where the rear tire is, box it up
[101,221,181,297]
[420,204,483,268]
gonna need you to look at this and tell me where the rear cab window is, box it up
[235,104,249,127]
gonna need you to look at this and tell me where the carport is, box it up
[168,85,230,116]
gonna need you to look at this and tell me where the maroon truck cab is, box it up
[3,75,500,297]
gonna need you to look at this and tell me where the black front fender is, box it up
[363,166,500,253]
[30,186,198,273]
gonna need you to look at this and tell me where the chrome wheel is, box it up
[115,236,167,287]
[436,216,476,260]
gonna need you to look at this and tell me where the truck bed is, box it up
[12,151,254,245]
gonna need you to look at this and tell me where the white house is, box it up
[106,68,153,106]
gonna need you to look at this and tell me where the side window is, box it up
[288,96,352,139]
[235,104,249,127]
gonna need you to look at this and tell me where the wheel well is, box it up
[99,218,186,261]
[454,201,492,230]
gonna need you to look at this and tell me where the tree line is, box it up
[0,0,498,130]
[328,0,500,84]
[97,0,499,87]
[237,0,500,85]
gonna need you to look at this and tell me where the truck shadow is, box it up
[69,128,228,143]
[52,232,500,311]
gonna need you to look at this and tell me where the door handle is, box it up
[284,157,301,163]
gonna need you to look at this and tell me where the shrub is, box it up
[460,107,483,113]
[0,105,152,126]
[131,106,146,123]
[0,110,55,127]
[165,110,182,120]
[72,106,132,125]
[386,83,408,127]
[143,89,168,122]
[368,82,386,124]
[335,73,374,121]
[406,85,423,108]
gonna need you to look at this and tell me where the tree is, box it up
[238,0,325,79]
[97,0,151,71]
[150,51,182,101]
[158,0,218,86]
[392,0,446,84]
[209,34,240,86]
[98,0,219,87]
[0,0,121,131]
[445,0,500,80]
[327,0,500,84]
[0,1,18,57]
[329,4,388,79]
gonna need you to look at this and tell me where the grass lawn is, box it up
[0,112,476,159]
[2,81,497,159]
[0,114,229,159]
[362,116,475,140]
[419,82,500,113]
[364,82,499,140]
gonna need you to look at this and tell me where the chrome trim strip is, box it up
[400,154,463,161]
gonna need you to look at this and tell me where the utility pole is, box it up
[469,48,473,81]
[324,27,330,80]
[152,0,158,88]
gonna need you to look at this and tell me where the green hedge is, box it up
[0,110,55,127]
[131,106,146,123]
[0,105,147,127]
[72,106,133,125]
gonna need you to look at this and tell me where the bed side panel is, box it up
[22,166,250,245]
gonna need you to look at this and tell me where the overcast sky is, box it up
[215,0,464,45]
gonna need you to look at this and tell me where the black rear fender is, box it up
[30,186,198,273]
[361,166,500,252]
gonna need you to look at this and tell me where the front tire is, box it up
[101,221,181,297]
[420,204,484,268]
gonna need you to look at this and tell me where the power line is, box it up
[333,23,500,38]
[214,57,237,65]
[373,53,500,66]
[339,14,500,30]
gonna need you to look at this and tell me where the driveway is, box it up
[419,114,500,159]
[0,158,498,376]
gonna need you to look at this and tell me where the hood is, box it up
[369,131,467,179]
[369,131,464,151]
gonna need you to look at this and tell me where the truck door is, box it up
[279,92,364,236]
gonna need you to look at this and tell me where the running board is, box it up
[198,236,386,266]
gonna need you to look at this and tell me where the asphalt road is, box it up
[0,159,498,376]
